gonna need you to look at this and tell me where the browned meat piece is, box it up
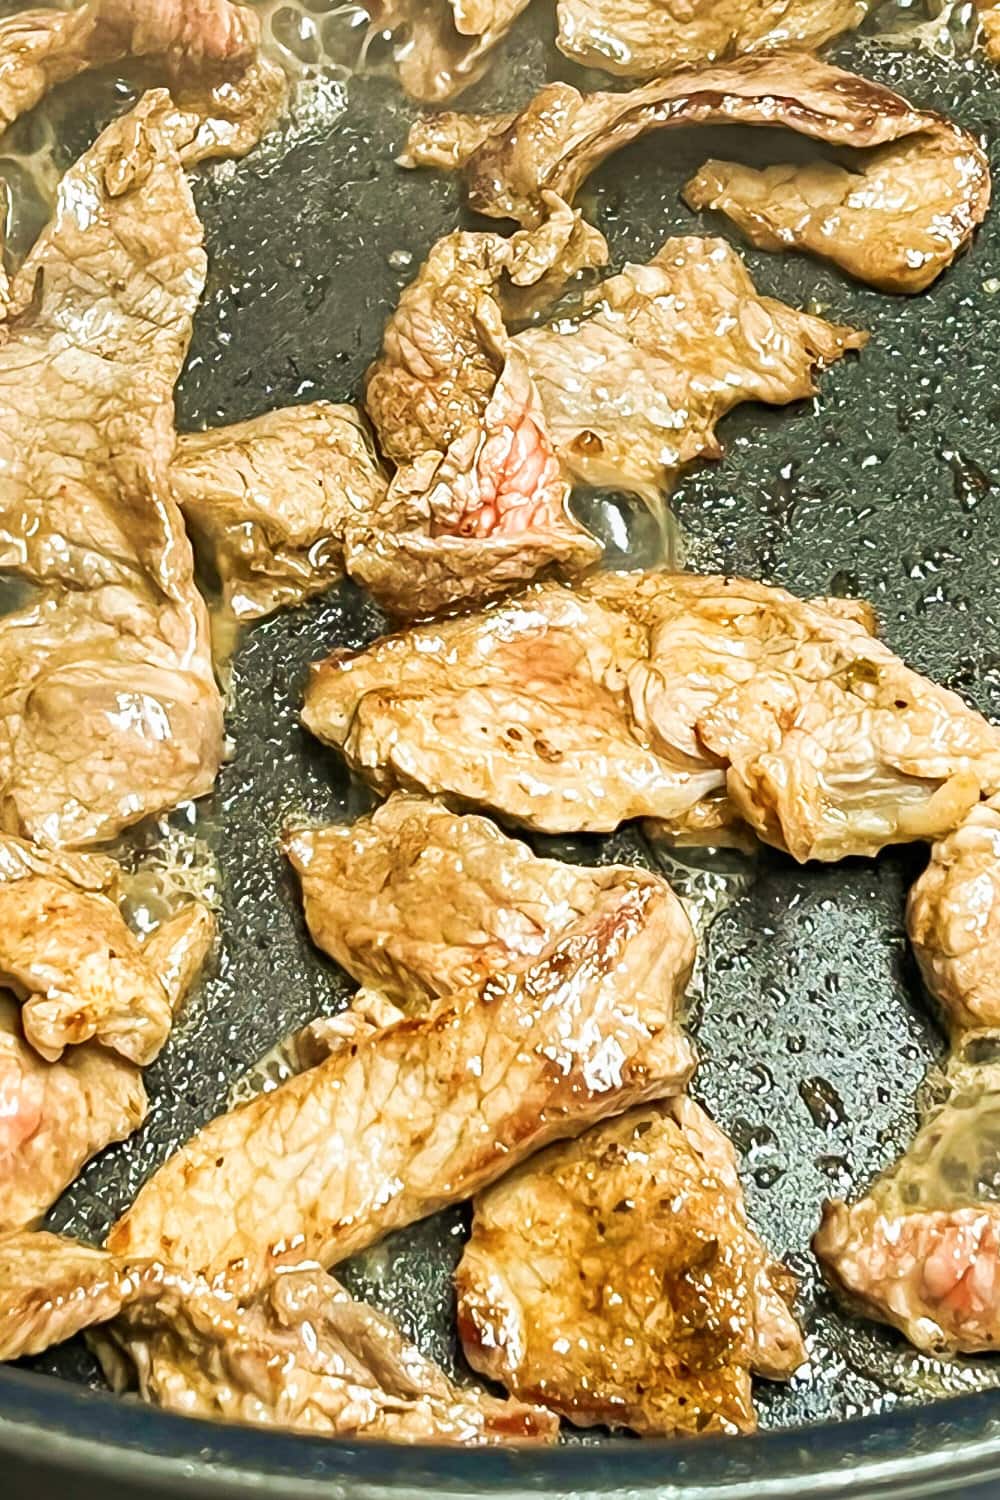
[171,404,387,622]
[0,92,224,847]
[515,236,865,511]
[283,793,675,1011]
[355,204,605,617]
[108,866,696,1286]
[556,0,869,76]
[0,899,214,1232]
[367,0,531,103]
[304,570,1000,860]
[815,1059,1000,1354]
[0,1,283,158]
[402,52,990,294]
[979,1,1000,58]
[0,1233,557,1443]
[908,797,1000,1036]
[457,1098,804,1434]
[0,996,147,1233]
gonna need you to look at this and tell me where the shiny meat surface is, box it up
[283,793,684,1011]
[172,403,386,622]
[367,0,531,103]
[0,1232,556,1441]
[0,93,223,847]
[108,870,696,1286]
[979,1,1000,59]
[402,52,990,293]
[815,1060,1000,1354]
[515,236,865,511]
[908,797,1000,1036]
[0,0,283,157]
[355,204,605,616]
[457,1098,804,1434]
[303,570,1000,859]
[555,0,870,76]
[0,996,146,1233]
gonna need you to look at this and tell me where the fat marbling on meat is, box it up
[402,51,990,294]
[108,859,695,1287]
[0,1232,557,1442]
[0,91,226,847]
[303,570,1000,861]
[458,1098,804,1435]
[555,0,870,76]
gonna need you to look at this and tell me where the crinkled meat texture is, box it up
[555,0,869,76]
[515,236,865,511]
[403,52,990,293]
[102,1265,558,1442]
[367,0,531,103]
[0,93,224,848]
[354,205,604,617]
[172,403,386,622]
[304,570,1000,858]
[457,1098,803,1434]
[284,792,695,1014]
[815,1061,1000,1354]
[0,996,146,1233]
[978,1,1000,59]
[908,797,1000,1036]
[108,871,696,1286]
[0,1,283,157]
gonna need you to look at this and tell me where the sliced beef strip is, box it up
[402,51,990,294]
[108,869,695,1287]
[815,1058,1000,1355]
[0,92,224,848]
[555,0,870,77]
[303,570,1000,860]
[0,1231,557,1442]
[908,797,1000,1037]
[171,403,387,622]
[0,0,283,159]
[367,0,531,104]
[457,1098,804,1435]
[514,235,865,512]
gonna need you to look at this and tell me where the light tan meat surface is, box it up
[816,1059,1000,1355]
[908,797,1000,1037]
[457,1098,804,1434]
[108,869,695,1286]
[0,1231,557,1442]
[0,92,225,847]
[172,403,387,622]
[515,236,865,511]
[555,0,870,76]
[303,570,1000,860]
[366,0,531,103]
[402,52,990,293]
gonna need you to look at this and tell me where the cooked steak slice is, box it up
[555,0,869,76]
[172,404,386,622]
[108,870,696,1286]
[457,1098,803,1434]
[0,1232,557,1443]
[979,0,1000,58]
[815,1059,1000,1354]
[367,0,531,104]
[303,571,1000,859]
[0,1,283,158]
[0,91,223,847]
[354,203,605,617]
[402,52,990,293]
[285,792,695,1015]
[515,236,864,512]
[0,901,213,1232]
[908,797,1000,1036]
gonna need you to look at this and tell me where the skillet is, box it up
[2,1,1000,1493]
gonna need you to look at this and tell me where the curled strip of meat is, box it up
[0,0,283,158]
[402,51,990,293]
[555,0,871,77]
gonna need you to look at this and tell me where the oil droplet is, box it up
[799,1076,847,1130]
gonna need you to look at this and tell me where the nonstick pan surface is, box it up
[2,1,1000,1494]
